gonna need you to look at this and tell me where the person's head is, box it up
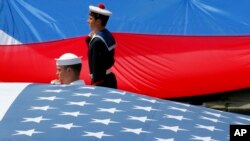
[87,4,112,31]
[55,53,82,84]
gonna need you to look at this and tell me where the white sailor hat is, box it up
[89,4,112,16]
[55,53,82,66]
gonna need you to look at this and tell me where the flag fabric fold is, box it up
[1,0,250,98]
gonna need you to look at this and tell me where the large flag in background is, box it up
[0,0,250,98]
[0,83,250,141]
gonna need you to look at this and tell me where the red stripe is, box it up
[1,34,250,98]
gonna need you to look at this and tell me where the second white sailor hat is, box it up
[55,53,82,66]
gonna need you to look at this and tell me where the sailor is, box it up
[86,4,117,88]
[51,53,85,85]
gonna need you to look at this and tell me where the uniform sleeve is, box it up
[90,38,107,85]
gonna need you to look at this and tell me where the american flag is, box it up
[0,83,249,141]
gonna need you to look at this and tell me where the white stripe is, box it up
[0,83,30,121]
[0,30,22,45]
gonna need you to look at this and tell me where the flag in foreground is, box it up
[0,83,249,141]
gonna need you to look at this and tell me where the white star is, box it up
[102,98,130,104]
[43,89,65,93]
[168,106,190,112]
[36,96,63,101]
[108,90,126,95]
[138,98,159,103]
[83,131,112,139]
[128,116,156,123]
[73,93,97,97]
[13,129,43,136]
[97,108,123,114]
[90,118,119,125]
[195,124,223,132]
[78,86,95,89]
[164,114,191,121]
[29,105,56,111]
[203,111,228,118]
[237,116,250,122]
[191,135,219,141]
[22,116,50,123]
[66,101,94,107]
[200,116,225,123]
[60,111,88,117]
[233,121,245,125]
[52,123,81,130]
[121,128,151,135]
[133,106,159,112]
[172,101,191,107]
[159,125,187,132]
[155,137,174,141]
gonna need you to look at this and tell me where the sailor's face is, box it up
[56,66,68,83]
[87,15,96,30]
